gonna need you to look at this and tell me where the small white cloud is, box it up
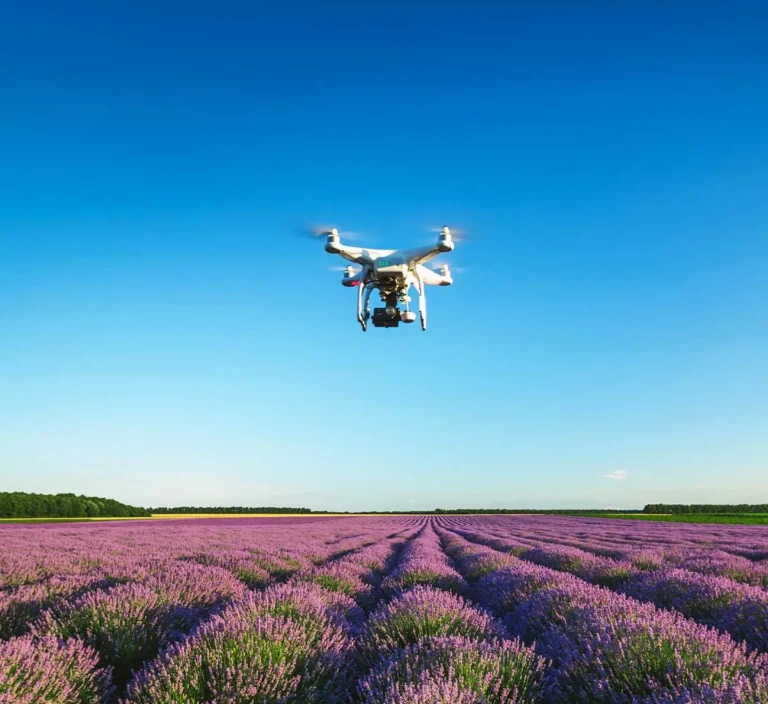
[604,469,628,481]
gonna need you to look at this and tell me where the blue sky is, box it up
[1,1,766,510]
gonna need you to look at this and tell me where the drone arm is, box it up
[405,234,454,267]
[416,265,453,286]
[326,241,371,266]
[407,244,443,267]
[416,264,451,286]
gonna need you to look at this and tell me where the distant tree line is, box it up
[0,492,150,518]
[430,508,644,515]
[13,495,762,519]
[148,506,768,516]
[147,507,646,516]
[149,506,313,514]
[644,504,768,515]
[307,509,644,515]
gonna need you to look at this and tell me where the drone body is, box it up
[320,226,457,331]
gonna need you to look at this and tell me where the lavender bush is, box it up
[37,582,197,691]
[535,598,765,702]
[0,634,112,703]
[621,568,768,652]
[357,636,547,704]
[240,581,365,633]
[125,613,351,703]
[362,586,506,657]
[0,575,112,640]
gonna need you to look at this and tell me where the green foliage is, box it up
[644,503,768,515]
[149,506,312,514]
[0,492,150,519]
[595,513,768,525]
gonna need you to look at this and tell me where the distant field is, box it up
[150,513,355,518]
[0,513,365,523]
[3,512,768,525]
[584,512,768,525]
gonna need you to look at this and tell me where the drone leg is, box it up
[417,279,427,331]
[357,280,366,331]
[362,284,373,323]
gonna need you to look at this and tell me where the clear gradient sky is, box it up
[1,2,767,511]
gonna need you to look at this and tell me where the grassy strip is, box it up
[579,513,768,525]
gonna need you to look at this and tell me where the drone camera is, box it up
[372,307,400,328]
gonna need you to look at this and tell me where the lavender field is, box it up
[2,515,768,703]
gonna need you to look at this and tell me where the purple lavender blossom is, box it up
[640,671,768,703]
[381,526,467,595]
[291,561,375,608]
[362,586,506,656]
[535,599,765,703]
[621,568,768,652]
[357,672,483,704]
[473,564,576,617]
[518,544,638,588]
[237,581,365,633]
[357,636,547,704]
[36,581,198,692]
[0,634,112,703]
[0,574,113,640]
[125,612,351,703]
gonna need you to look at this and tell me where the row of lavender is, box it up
[125,521,550,703]
[342,518,768,702]
[434,516,768,701]
[442,515,768,653]
[0,517,425,701]
[456,514,768,585]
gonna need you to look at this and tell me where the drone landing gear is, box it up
[359,283,374,331]
[414,278,426,331]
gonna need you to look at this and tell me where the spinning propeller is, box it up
[300,224,360,241]
[329,265,362,273]
[427,260,465,275]
[427,225,470,242]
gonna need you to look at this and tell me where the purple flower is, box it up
[0,575,112,640]
[535,599,764,703]
[473,564,576,617]
[362,586,506,657]
[382,526,467,596]
[640,671,768,702]
[125,612,351,703]
[357,636,548,704]
[620,568,768,652]
[0,634,112,703]
[236,581,365,633]
[291,562,374,608]
[36,582,198,692]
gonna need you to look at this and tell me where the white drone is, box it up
[310,225,461,331]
